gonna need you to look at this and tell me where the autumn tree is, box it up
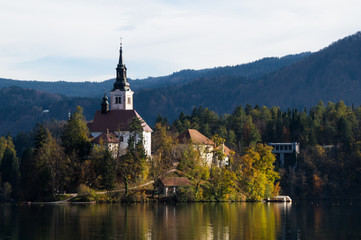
[149,123,176,192]
[34,127,69,200]
[177,144,209,199]
[236,144,279,201]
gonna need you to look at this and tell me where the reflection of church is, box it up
[87,44,152,157]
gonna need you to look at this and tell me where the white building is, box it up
[178,129,231,167]
[88,43,152,157]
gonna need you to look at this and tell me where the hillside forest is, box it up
[1,100,360,202]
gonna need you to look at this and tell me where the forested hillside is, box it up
[0,87,99,135]
[165,100,361,198]
[135,32,361,122]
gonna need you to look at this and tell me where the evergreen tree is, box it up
[117,117,147,196]
[98,150,116,191]
[19,148,37,201]
[0,144,19,199]
[61,106,91,159]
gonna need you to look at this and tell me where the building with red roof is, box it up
[178,129,232,167]
[88,43,152,157]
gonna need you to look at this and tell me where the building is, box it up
[268,142,300,167]
[178,129,231,167]
[88,43,152,157]
[157,177,191,196]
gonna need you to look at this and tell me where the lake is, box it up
[0,201,360,239]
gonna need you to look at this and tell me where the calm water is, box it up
[0,201,360,240]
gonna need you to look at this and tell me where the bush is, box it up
[175,186,195,202]
[76,184,97,202]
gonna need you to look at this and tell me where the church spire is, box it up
[113,40,130,91]
[101,90,109,114]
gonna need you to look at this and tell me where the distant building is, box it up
[178,129,232,167]
[268,142,300,167]
[88,43,152,157]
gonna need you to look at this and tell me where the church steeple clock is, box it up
[110,41,134,110]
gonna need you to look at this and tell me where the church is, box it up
[87,44,152,157]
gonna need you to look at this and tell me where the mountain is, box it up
[134,32,361,122]
[0,53,310,97]
[246,32,361,108]
[0,87,99,135]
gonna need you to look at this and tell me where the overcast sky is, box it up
[0,0,360,82]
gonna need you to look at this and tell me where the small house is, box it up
[157,177,191,196]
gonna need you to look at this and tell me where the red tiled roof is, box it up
[161,177,191,187]
[178,129,214,145]
[88,110,152,133]
[177,129,232,155]
[92,130,118,144]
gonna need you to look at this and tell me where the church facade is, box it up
[87,44,152,157]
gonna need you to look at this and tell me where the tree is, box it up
[117,117,147,196]
[97,150,116,191]
[177,144,209,199]
[19,148,37,201]
[61,106,91,159]
[209,167,236,201]
[34,128,68,199]
[61,106,91,190]
[236,144,279,201]
[0,145,19,199]
[211,134,227,166]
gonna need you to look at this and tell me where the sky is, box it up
[0,0,361,82]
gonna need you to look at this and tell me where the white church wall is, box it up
[143,131,152,157]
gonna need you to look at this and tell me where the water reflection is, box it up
[0,201,360,239]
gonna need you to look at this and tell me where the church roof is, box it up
[92,129,118,144]
[88,109,152,133]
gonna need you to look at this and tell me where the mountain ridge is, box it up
[0,52,311,97]
[1,32,361,134]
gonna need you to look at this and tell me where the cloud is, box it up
[0,0,361,81]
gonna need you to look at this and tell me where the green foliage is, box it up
[149,123,176,194]
[19,148,37,201]
[177,144,209,200]
[77,184,98,202]
[0,86,99,136]
[235,144,279,201]
[61,106,91,158]
[34,127,68,200]
[0,145,19,199]
[97,150,116,191]
[209,167,237,201]
[117,117,147,196]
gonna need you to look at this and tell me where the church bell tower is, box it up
[110,42,134,110]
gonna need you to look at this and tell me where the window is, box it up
[127,97,131,105]
[119,136,124,142]
[115,96,122,104]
